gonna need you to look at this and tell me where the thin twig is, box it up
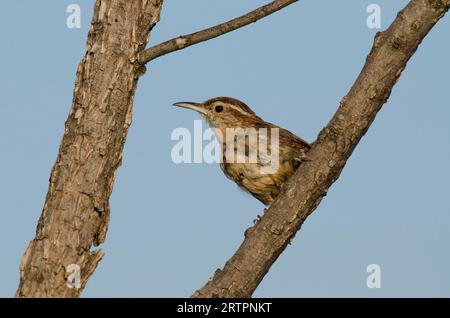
[139,0,299,64]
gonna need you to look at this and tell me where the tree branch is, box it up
[139,0,298,64]
[16,0,163,297]
[193,0,450,298]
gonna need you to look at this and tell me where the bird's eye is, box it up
[215,105,224,113]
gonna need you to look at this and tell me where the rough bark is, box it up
[16,0,164,297]
[193,0,450,298]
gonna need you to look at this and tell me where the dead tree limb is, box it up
[16,0,164,297]
[17,0,448,298]
[192,0,450,298]
[16,0,300,298]
[139,0,299,64]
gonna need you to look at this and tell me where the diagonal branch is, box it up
[139,0,299,64]
[193,0,450,298]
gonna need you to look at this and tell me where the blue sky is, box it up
[0,1,449,297]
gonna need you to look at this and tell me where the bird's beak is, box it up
[172,102,208,115]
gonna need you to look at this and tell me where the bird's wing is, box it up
[255,121,310,150]
[279,127,311,150]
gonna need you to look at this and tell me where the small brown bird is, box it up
[173,97,310,205]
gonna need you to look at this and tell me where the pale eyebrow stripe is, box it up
[221,103,252,116]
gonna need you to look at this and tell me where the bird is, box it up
[173,97,310,205]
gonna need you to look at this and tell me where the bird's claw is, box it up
[252,214,262,225]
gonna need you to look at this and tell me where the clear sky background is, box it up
[1,1,449,297]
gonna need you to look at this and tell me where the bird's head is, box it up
[173,97,262,129]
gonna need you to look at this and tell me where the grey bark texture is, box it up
[16,0,449,298]
[193,0,450,298]
[16,0,164,297]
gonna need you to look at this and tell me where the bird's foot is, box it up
[252,214,262,225]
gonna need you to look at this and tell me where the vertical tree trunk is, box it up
[16,0,163,297]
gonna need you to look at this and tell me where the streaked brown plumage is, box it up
[173,97,310,205]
